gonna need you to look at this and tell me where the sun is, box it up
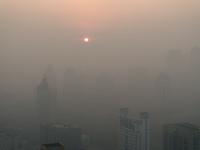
[84,37,89,42]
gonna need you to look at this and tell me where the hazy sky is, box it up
[0,0,200,100]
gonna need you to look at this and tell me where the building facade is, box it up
[155,72,171,112]
[163,123,200,150]
[118,108,150,150]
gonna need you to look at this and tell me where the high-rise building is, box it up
[37,76,52,125]
[40,123,81,150]
[155,72,171,111]
[41,143,65,150]
[118,108,150,150]
[45,65,57,121]
[163,123,200,150]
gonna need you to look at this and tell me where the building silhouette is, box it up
[163,123,200,150]
[37,76,52,125]
[45,65,57,121]
[118,108,150,150]
[155,72,171,112]
[40,123,81,150]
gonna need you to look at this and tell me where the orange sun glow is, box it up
[84,37,89,42]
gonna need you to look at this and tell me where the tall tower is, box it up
[37,76,52,125]
[118,108,150,150]
[45,64,57,121]
[155,72,171,112]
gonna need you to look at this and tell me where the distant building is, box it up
[155,72,171,111]
[0,133,17,150]
[40,123,81,150]
[37,76,52,125]
[118,108,150,150]
[41,143,65,150]
[163,123,200,150]
[45,65,57,121]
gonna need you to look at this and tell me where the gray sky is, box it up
[0,0,200,100]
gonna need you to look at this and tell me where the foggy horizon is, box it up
[0,0,200,150]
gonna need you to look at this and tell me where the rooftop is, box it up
[167,123,200,131]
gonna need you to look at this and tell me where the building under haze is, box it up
[155,72,171,112]
[45,65,57,121]
[40,123,81,150]
[163,123,200,150]
[118,108,149,150]
[37,76,52,125]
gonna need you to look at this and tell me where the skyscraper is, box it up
[118,108,150,150]
[37,76,52,125]
[163,123,200,150]
[45,65,57,121]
